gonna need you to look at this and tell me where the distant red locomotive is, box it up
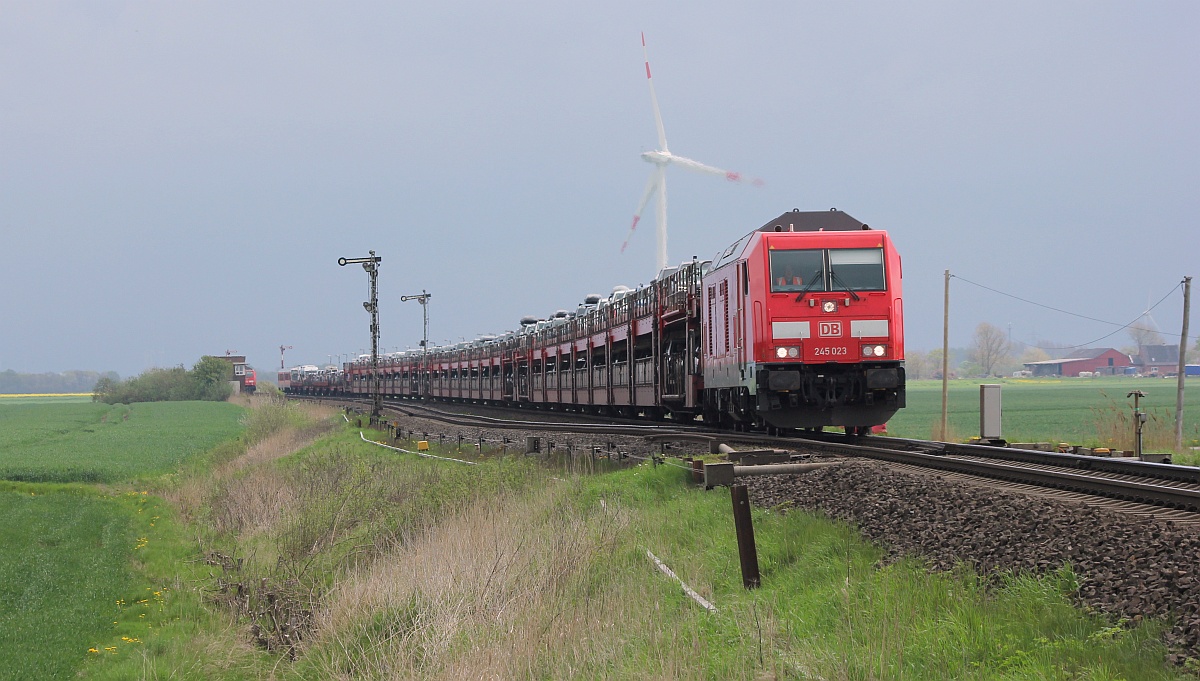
[288,209,905,433]
[217,354,258,395]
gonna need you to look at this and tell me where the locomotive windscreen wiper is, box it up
[794,269,824,302]
[829,270,861,301]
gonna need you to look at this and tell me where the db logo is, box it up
[818,321,842,337]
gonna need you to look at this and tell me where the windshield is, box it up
[828,248,885,291]
[769,249,825,293]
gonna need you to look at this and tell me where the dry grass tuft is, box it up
[163,414,333,527]
[931,416,960,443]
[309,485,649,679]
[1090,393,1183,452]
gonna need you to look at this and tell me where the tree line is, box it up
[92,356,234,404]
[0,369,119,394]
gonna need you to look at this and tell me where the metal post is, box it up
[941,269,950,441]
[1129,390,1147,459]
[402,290,432,399]
[339,251,383,418]
[1176,276,1191,452]
[730,485,760,589]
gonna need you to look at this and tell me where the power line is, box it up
[950,275,1195,348]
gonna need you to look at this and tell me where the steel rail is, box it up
[808,439,1200,511]
[340,398,702,438]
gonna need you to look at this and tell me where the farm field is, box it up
[0,399,247,681]
[0,400,245,483]
[0,489,137,680]
[887,377,1200,450]
[0,393,93,404]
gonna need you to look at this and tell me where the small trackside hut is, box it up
[215,354,257,395]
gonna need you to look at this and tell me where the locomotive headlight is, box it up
[822,300,837,313]
[788,347,800,358]
[776,346,788,358]
[861,344,887,357]
[776,346,800,359]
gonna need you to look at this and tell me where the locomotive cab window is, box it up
[828,248,885,291]
[769,249,825,293]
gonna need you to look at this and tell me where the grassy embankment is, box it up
[4,393,1197,678]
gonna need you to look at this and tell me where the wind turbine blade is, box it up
[667,154,733,177]
[642,33,668,152]
[668,154,765,185]
[620,171,661,253]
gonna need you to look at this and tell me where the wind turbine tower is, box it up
[620,33,761,273]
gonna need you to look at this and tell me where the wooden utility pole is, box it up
[941,270,950,441]
[1176,276,1192,452]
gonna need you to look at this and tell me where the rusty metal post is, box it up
[730,485,761,589]
[691,458,703,484]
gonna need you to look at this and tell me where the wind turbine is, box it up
[620,32,761,273]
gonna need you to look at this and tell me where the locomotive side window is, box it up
[769,249,825,293]
[828,248,885,291]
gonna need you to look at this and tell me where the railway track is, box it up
[296,394,1200,516]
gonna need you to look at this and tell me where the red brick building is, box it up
[1023,348,1132,377]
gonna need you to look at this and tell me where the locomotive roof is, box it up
[758,209,869,232]
[711,209,873,271]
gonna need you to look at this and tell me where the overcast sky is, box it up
[2,1,1196,377]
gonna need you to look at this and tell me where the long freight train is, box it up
[287,209,905,434]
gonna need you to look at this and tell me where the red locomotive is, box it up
[700,209,904,434]
[289,209,905,433]
[217,354,258,395]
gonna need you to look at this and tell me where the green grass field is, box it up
[0,394,93,405]
[0,488,137,680]
[0,400,245,483]
[0,400,249,680]
[888,377,1200,449]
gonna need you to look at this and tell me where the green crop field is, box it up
[888,377,1200,450]
[0,394,93,405]
[0,400,249,680]
[0,401,245,483]
[0,489,138,680]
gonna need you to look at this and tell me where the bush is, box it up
[94,356,234,404]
